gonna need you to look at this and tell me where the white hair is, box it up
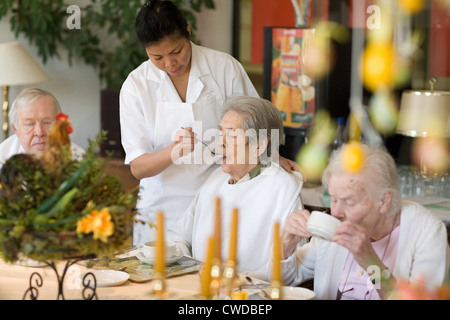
[221,95,285,163]
[9,88,61,127]
[322,144,403,217]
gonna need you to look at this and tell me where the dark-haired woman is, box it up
[119,0,260,244]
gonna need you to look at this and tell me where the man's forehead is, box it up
[18,98,55,114]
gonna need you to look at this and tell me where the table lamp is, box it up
[0,42,49,140]
[397,89,450,139]
[396,82,450,179]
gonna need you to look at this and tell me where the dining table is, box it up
[0,248,292,303]
[0,250,203,300]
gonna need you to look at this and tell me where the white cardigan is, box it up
[281,200,450,300]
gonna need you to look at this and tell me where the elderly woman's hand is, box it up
[333,221,381,270]
[281,210,312,259]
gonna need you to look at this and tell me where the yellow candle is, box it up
[214,197,221,261]
[155,211,165,275]
[201,236,215,298]
[272,222,281,282]
[228,208,238,262]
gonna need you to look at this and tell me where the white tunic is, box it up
[0,134,85,169]
[119,42,258,244]
[167,163,304,280]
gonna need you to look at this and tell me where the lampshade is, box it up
[0,41,49,86]
[396,90,450,138]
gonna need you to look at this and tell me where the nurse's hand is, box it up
[172,127,195,160]
[279,156,307,181]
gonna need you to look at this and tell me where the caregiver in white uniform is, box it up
[119,0,260,244]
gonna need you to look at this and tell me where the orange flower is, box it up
[76,214,94,234]
[77,207,114,243]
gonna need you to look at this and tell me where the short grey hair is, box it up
[322,144,402,217]
[9,88,61,127]
[221,95,284,161]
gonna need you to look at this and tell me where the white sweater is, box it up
[280,200,450,300]
[167,163,304,280]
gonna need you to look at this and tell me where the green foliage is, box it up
[0,133,139,262]
[0,0,215,89]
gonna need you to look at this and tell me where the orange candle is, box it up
[201,236,215,298]
[214,197,221,261]
[228,208,238,262]
[272,222,281,282]
[155,211,165,275]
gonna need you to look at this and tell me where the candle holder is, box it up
[222,259,241,299]
[209,258,222,299]
[22,255,97,300]
[151,272,168,299]
[269,280,282,300]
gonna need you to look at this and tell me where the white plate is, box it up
[260,286,316,300]
[15,258,47,268]
[81,270,129,287]
[136,251,183,265]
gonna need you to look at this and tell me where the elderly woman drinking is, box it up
[278,144,450,300]
[167,96,304,280]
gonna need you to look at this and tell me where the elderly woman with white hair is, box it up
[0,88,84,167]
[278,144,450,300]
[167,96,304,279]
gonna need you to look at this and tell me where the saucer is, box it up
[81,270,129,287]
[15,258,47,268]
[136,251,183,265]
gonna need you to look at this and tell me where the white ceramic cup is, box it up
[306,211,341,241]
[138,240,181,260]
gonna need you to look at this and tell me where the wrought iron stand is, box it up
[23,255,97,300]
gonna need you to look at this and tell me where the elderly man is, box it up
[278,144,450,300]
[167,96,305,280]
[0,88,84,167]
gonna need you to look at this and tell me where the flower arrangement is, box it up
[0,113,139,262]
